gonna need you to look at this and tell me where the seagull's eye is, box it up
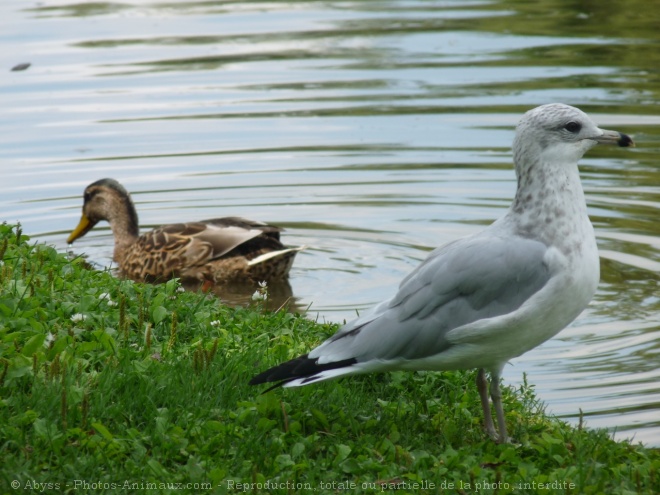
[564,121,581,133]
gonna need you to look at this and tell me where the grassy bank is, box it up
[0,223,657,494]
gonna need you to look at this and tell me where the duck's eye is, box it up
[564,121,581,133]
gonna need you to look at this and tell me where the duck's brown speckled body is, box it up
[67,178,304,285]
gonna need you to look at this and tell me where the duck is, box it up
[67,178,304,285]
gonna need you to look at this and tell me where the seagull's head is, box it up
[513,103,634,173]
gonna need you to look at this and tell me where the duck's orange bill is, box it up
[67,214,91,244]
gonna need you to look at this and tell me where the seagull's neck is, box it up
[505,157,594,254]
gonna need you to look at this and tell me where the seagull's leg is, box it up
[476,368,498,441]
[489,369,510,443]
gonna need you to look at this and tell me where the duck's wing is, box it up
[202,217,283,241]
[154,219,276,263]
[126,221,257,273]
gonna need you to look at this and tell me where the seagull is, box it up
[250,103,634,443]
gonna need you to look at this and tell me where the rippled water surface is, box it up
[1,0,659,445]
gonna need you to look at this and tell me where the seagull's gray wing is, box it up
[311,233,552,363]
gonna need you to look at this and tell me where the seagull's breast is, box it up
[507,236,599,356]
[439,233,600,370]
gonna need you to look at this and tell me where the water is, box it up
[1,0,658,445]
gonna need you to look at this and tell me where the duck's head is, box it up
[67,178,140,244]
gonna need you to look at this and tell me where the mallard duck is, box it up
[67,178,304,285]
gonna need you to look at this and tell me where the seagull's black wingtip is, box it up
[249,354,358,390]
[249,354,318,388]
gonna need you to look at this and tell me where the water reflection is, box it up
[2,0,658,445]
[183,278,302,313]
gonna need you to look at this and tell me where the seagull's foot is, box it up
[486,427,500,443]
[496,432,512,444]
[485,424,499,442]
[477,368,516,444]
[484,424,511,444]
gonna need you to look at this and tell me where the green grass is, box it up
[0,222,658,494]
